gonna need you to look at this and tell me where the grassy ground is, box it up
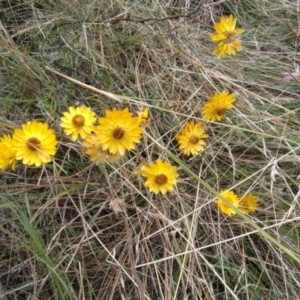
[1,0,300,299]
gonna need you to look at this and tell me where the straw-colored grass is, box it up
[1,0,300,299]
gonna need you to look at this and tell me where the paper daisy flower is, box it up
[0,135,16,171]
[176,121,209,156]
[141,159,179,194]
[60,106,96,141]
[209,14,244,58]
[83,133,122,165]
[216,190,239,216]
[95,107,143,155]
[137,108,151,126]
[202,91,235,121]
[239,194,259,214]
[12,121,57,167]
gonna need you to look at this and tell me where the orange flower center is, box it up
[27,137,41,151]
[216,107,227,116]
[224,31,235,43]
[155,174,168,186]
[189,136,200,145]
[72,114,85,127]
[113,127,125,140]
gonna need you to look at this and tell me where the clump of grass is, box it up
[1,0,300,299]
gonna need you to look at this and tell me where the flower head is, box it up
[239,194,259,214]
[60,106,96,141]
[216,190,239,216]
[95,107,143,155]
[83,133,122,165]
[209,14,244,58]
[12,121,57,167]
[202,91,235,121]
[141,159,179,194]
[176,121,209,156]
[137,108,151,126]
[0,135,16,171]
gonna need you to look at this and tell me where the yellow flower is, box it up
[12,121,57,167]
[141,159,179,194]
[137,108,151,126]
[216,190,239,216]
[176,121,209,156]
[202,91,235,121]
[0,135,16,171]
[239,194,259,214]
[95,107,143,155]
[60,106,96,141]
[83,133,122,165]
[209,14,244,58]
